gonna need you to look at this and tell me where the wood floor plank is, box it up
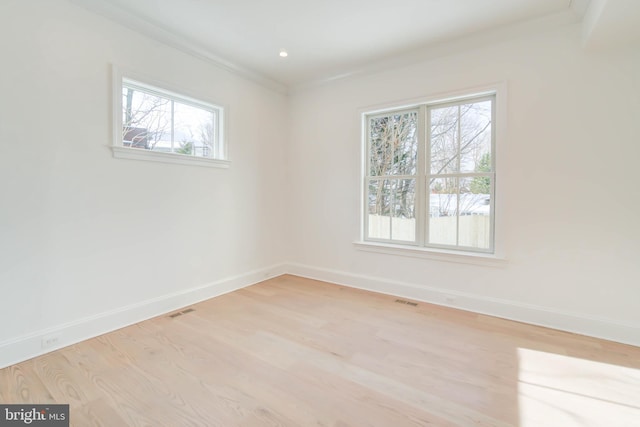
[1,274,639,426]
[0,362,56,404]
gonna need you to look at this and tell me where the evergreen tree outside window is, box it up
[364,94,496,253]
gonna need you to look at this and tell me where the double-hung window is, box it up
[112,68,228,168]
[364,92,497,254]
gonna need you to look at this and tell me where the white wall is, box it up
[287,24,640,345]
[0,0,288,366]
[1,2,639,368]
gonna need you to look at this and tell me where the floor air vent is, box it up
[169,308,195,318]
[395,299,418,306]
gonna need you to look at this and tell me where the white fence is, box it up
[368,214,490,249]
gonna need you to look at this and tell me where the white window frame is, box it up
[356,83,507,265]
[111,66,229,168]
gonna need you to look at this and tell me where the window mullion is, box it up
[389,179,394,240]
[456,105,461,247]
[418,104,427,247]
[170,100,175,153]
[456,177,460,247]
[363,116,372,241]
[456,104,461,172]
[213,112,218,158]
[490,95,497,253]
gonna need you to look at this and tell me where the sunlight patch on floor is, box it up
[518,348,640,427]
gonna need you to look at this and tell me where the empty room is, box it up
[1,0,639,425]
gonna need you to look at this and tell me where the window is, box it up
[112,69,228,168]
[363,92,497,254]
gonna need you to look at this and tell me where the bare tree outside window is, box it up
[368,111,418,241]
[122,88,171,150]
[429,101,492,212]
[121,81,219,159]
[365,95,495,251]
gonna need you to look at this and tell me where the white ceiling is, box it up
[70,0,638,91]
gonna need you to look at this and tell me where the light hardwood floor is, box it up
[1,275,639,426]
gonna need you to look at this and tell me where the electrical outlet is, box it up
[41,335,60,349]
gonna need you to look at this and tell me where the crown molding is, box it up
[290,5,588,93]
[70,0,592,95]
[69,0,288,94]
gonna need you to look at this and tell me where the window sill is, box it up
[353,241,508,267]
[111,146,230,169]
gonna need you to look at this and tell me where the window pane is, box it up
[428,177,458,246]
[391,178,416,241]
[367,179,391,239]
[363,94,496,252]
[368,179,417,242]
[122,87,171,152]
[174,102,215,158]
[459,100,492,173]
[369,111,417,176]
[430,106,459,174]
[459,177,492,249]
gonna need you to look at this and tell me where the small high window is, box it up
[112,69,228,168]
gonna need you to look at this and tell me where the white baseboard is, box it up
[0,264,287,369]
[3,261,637,369]
[285,263,640,348]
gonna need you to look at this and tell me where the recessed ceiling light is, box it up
[279,49,288,58]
